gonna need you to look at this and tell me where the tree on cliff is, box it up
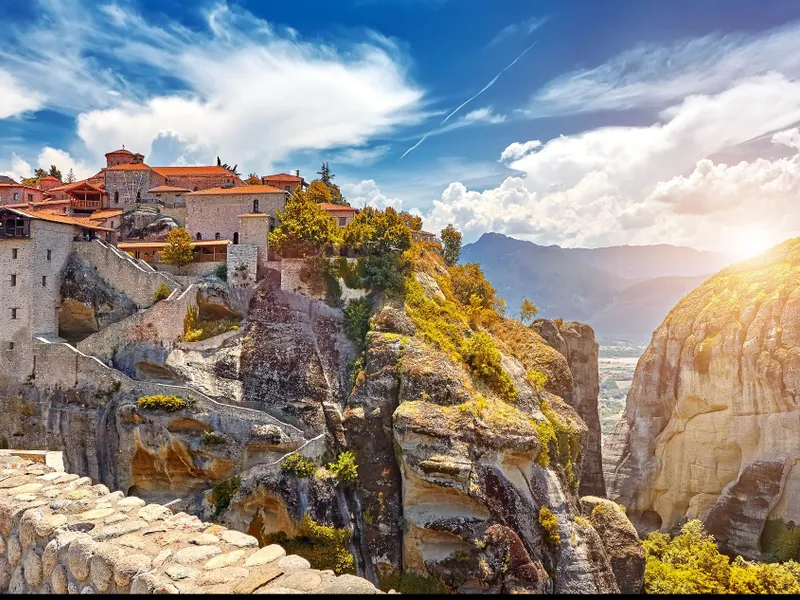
[306,180,333,204]
[441,224,462,267]
[161,227,196,270]
[316,161,348,205]
[400,211,423,232]
[48,165,62,180]
[342,206,412,256]
[245,173,261,185]
[519,299,539,324]
[317,161,334,185]
[269,191,340,257]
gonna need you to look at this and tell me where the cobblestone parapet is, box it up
[0,456,383,594]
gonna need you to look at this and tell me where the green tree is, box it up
[48,165,62,180]
[306,180,333,204]
[161,227,196,269]
[441,224,462,267]
[65,168,75,184]
[342,206,412,256]
[245,173,261,185]
[519,299,539,324]
[400,211,423,232]
[449,263,496,309]
[216,156,240,177]
[269,191,340,257]
[317,161,334,185]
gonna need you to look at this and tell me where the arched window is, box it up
[215,232,220,240]
[136,190,141,202]
[233,232,239,245]
[114,191,119,204]
[196,232,202,241]
[253,199,259,213]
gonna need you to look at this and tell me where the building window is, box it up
[12,249,18,259]
[196,233,202,241]
[136,191,141,201]
[42,276,47,287]
[7,342,13,351]
[253,199,259,213]
[285,185,290,192]
[13,193,19,202]
[10,274,16,286]
[27,193,33,202]
[233,232,239,245]
[11,308,18,320]
[110,221,115,229]
[339,217,346,226]
[114,191,119,204]
[47,249,52,261]
[215,232,221,240]
[175,195,181,204]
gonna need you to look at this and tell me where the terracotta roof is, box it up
[153,166,234,177]
[148,185,192,193]
[188,185,285,196]
[118,240,231,249]
[239,213,269,218]
[0,183,44,192]
[104,163,152,171]
[5,207,113,232]
[38,176,62,183]
[105,148,134,156]
[88,209,124,221]
[263,173,304,182]
[0,176,17,185]
[318,202,358,212]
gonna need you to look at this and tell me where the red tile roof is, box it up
[153,166,235,177]
[88,209,124,221]
[105,148,134,156]
[6,207,113,232]
[263,173,304,182]
[147,185,192,193]
[104,163,152,171]
[318,202,358,212]
[38,176,62,183]
[188,185,285,196]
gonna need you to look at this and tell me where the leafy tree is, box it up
[449,263,496,310]
[245,173,261,185]
[269,191,340,257]
[328,182,348,206]
[161,227,196,269]
[441,224,462,267]
[306,180,333,204]
[34,168,48,179]
[400,211,423,232]
[317,161,334,185]
[65,168,75,184]
[519,299,539,324]
[216,156,240,177]
[342,206,412,256]
[48,165,62,180]
[21,177,38,187]
[463,331,517,401]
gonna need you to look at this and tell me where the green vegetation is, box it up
[644,520,800,594]
[539,506,560,547]
[440,224,462,267]
[540,399,582,493]
[266,515,355,575]
[201,430,226,445]
[183,304,242,342]
[281,453,318,478]
[270,190,341,257]
[527,369,548,395]
[137,394,186,412]
[762,520,800,563]
[214,262,227,281]
[463,332,518,402]
[161,227,196,269]
[210,475,242,518]
[343,298,371,352]
[328,450,358,483]
[518,298,538,324]
[342,206,412,256]
[331,257,368,289]
[378,570,450,594]
[153,283,171,303]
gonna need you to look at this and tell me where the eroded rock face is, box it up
[120,206,179,241]
[604,238,800,558]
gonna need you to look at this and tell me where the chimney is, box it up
[296,170,300,177]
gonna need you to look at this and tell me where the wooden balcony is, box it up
[70,198,103,210]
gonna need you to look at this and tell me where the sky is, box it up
[3,0,800,258]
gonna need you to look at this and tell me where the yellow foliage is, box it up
[539,506,560,547]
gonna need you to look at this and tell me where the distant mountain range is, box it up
[461,233,731,342]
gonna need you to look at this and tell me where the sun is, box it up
[733,228,774,260]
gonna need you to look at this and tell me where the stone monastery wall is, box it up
[0,455,382,594]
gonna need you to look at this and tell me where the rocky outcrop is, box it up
[604,238,800,558]
[120,205,179,241]
[533,320,604,497]
[58,253,137,344]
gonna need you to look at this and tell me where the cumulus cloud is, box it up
[36,148,95,181]
[0,70,43,119]
[773,127,800,150]
[0,154,34,182]
[1,0,424,173]
[528,20,800,116]
[340,179,403,210]
[423,75,800,253]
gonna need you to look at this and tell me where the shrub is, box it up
[448,263,496,309]
[328,450,358,483]
[281,453,318,478]
[362,253,409,296]
[161,227,195,268]
[201,430,226,445]
[440,224,462,267]
[463,332,518,402]
[214,263,228,281]
[527,369,548,394]
[540,399,582,493]
[137,395,186,412]
[210,475,242,518]
[539,506,560,547]
[153,283,171,303]
[183,305,201,341]
[343,298,371,352]
[266,515,355,575]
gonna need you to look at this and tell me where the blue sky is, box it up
[3,0,800,257]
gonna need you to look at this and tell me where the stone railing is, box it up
[0,455,383,594]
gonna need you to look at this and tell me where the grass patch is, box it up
[539,506,560,548]
[328,450,358,484]
[210,475,241,518]
[154,283,171,303]
[265,515,355,575]
[281,453,318,478]
[378,570,450,594]
[137,394,186,413]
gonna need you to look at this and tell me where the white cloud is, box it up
[1,0,424,174]
[488,16,548,47]
[461,107,506,125]
[773,127,800,150]
[36,148,95,181]
[423,75,800,254]
[528,20,800,116]
[332,145,391,166]
[0,70,43,119]
[0,154,33,182]
[341,179,403,210]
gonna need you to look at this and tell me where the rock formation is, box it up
[604,238,800,558]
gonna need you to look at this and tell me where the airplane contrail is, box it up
[399,41,537,160]
[442,40,538,124]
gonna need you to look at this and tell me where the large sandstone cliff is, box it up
[605,238,800,558]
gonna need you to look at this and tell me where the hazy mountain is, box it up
[461,233,729,342]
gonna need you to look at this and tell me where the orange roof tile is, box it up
[88,209,124,221]
[105,148,134,156]
[188,185,285,196]
[104,163,152,171]
[38,176,62,183]
[148,185,192,193]
[263,173,304,182]
[153,166,234,177]
[118,240,230,249]
[318,202,358,212]
[7,207,112,232]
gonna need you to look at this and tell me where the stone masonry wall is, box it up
[228,246,259,289]
[76,285,198,364]
[73,240,180,309]
[0,455,382,594]
[186,192,285,242]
